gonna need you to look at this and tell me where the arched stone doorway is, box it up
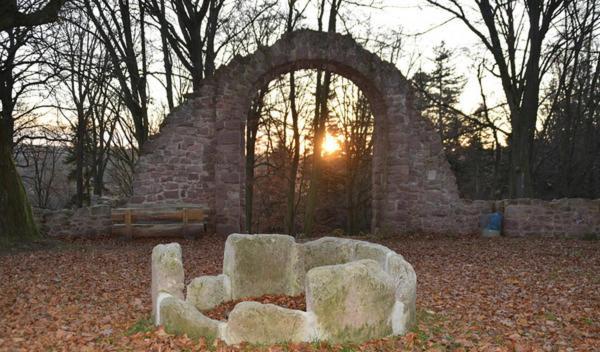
[129,30,469,235]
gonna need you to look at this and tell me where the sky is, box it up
[354,0,503,113]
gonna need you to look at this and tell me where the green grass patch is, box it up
[126,317,154,335]
[581,233,599,241]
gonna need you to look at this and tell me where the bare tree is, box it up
[0,0,65,31]
[82,0,149,147]
[425,0,568,197]
[0,0,66,241]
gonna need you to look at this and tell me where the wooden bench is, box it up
[111,207,207,238]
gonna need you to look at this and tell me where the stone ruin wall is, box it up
[33,205,112,238]
[123,30,599,239]
[30,199,599,238]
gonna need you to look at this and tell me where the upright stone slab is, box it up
[353,241,392,268]
[224,301,315,344]
[306,259,396,343]
[152,243,184,318]
[223,234,299,299]
[187,274,231,311]
[302,237,357,272]
[385,254,417,331]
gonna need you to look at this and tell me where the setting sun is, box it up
[322,132,341,155]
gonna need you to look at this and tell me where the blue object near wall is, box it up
[485,212,503,231]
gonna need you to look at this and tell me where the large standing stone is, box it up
[159,295,221,340]
[305,259,396,343]
[302,237,357,271]
[223,234,299,299]
[187,274,231,311]
[385,254,417,332]
[224,302,315,344]
[152,243,184,319]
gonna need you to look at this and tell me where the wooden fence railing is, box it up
[111,207,207,238]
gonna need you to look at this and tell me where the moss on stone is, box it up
[0,128,39,243]
[187,274,230,311]
[223,234,297,299]
[385,254,417,328]
[151,243,185,317]
[160,296,220,340]
[225,301,312,344]
[302,237,357,272]
[306,259,396,343]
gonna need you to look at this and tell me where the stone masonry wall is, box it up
[34,205,112,238]
[127,30,600,238]
[499,198,600,237]
[129,30,464,235]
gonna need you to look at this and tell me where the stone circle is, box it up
[151,234,417,344]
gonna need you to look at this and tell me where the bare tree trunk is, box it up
[74,105,85,207]
[285,71,300,235]
[158,0,174,110]
[0,123,39,242]
[303,0,340,236]
[284,0,300,236]
[244,89,265,233]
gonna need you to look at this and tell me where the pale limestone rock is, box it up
[224,301,316,344]
[385,254,417,330]
[152,243,184,318]
[223,234,297,299]
[159,295,221,340]
[289,243,306,295]
[187,274,231,311]
[302,237,356,271]
[353,241,392,268]
[306,259,396,343]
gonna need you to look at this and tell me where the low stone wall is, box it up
[432,198,599,238]
[33,205,112,238]
[499,198,600,238]
[30,197,599,238]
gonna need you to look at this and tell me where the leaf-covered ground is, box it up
[0,234,598,351]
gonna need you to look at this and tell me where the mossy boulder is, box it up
[152,243,184,317]
[159,295,221,340]
[223,234,298,299]
[306,259,396,343]
[224,301,314,344]
[187,274,231,311]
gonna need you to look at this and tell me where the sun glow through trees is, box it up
[322,132,342,155]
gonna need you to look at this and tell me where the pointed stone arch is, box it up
[129,30,482,235]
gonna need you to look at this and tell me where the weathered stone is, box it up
[302,237,356,271]
[187,274,231,311]
[289,243,306,295]
[152,243,184,319]
[385,254,417,331]
[223,234,297,299]
[127,29,465,236]
[353,241,392,268]
[159,295,221,340]
[306,259,396,343]
[123,28,600,238]
[224,301,315,344]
